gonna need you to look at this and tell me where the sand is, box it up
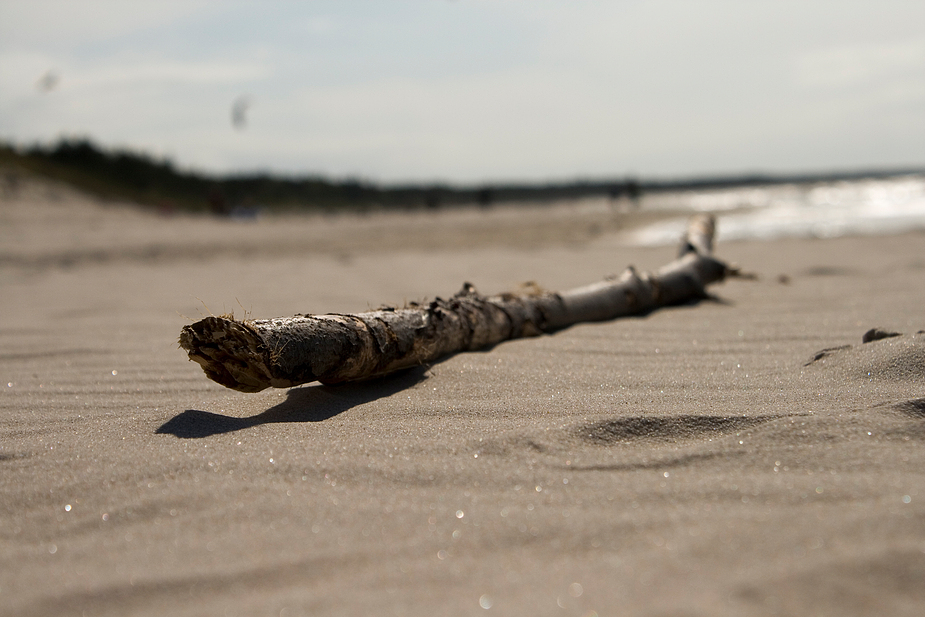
[2,169,925,616]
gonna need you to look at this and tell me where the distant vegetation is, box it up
[0,139,392,213]
[1,138,921,214]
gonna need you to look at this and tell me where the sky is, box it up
[1,1,923,184]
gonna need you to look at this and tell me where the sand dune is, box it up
[2,169,925,616]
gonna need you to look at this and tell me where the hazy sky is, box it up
[1,1,923,183]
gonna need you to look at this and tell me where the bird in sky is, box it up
[231,95,252,130]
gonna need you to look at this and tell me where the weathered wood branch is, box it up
[179,215,730,392]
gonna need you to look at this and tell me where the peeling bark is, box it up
[179,215,730,392]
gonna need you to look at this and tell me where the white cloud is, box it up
[798,39,925,87]
[0,51,268,90]
[0,0,212,48]
[68,58,270,88]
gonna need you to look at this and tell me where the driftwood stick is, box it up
[179,215,729,392]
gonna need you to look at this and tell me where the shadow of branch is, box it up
[156,366,430,438]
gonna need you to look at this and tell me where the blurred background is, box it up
[3,0,923,181]
[1,0,923,237]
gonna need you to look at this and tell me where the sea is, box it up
[625,174,925,246]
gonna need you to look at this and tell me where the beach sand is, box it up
[2,170,925,616]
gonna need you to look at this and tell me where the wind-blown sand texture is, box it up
[2,168,925,616]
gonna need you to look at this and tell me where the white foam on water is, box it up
[627,175,925,246]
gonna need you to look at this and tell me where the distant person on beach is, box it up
[610,179,642,210]
[207,187,229,216]
[477,187,493,209]
[625,179,641,203]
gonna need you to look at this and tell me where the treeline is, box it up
[2,138,921,214]
[1,139,390,213]
[3,138,634,212]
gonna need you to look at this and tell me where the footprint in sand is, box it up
[804,328,925,382]
[575,415,776,445]
[892,398,925,418]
